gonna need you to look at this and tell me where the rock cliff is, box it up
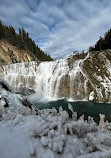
[0,40,38,76]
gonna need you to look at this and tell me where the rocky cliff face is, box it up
[2,50,111,102]
[0,40,38,76]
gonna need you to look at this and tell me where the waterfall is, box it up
[2,52,111,102]
[2,57,89,100]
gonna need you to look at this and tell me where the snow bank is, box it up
[0,84,111,158]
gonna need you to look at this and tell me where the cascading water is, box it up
[2,52,111,102]
[2,56,89,100]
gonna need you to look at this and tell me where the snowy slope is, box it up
[1,81,111,158]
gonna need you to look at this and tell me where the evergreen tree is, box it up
[17,35,23,49]
[89,28,111,52]
[0,21,5,39]
[0,20,53,61]
[9,26,17,46]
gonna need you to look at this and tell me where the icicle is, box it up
[88,116,94,124]
[59,106,63,114]
[99,114,105,130]
[72,111,77,121]
[68,103,73,112]
[68,103,77,121]
[79,115,84,121]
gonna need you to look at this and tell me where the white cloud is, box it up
[0,0,111,59]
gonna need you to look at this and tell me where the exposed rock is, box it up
[21,98,38,114]
[0,40,38,68]
[0,66,3,77]
[0,78,14,92]
[0,78,37,116]
[58,75,70,98]
[0,96,9,108]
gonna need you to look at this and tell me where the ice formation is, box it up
[3,59,85,100]
[1,82,111,158]
[89,91,95,101]
[2,51,111,102]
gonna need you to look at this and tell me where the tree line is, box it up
[0,20,53,61]
[89,28,111,52]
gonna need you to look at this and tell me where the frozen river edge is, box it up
[0,78,111,158]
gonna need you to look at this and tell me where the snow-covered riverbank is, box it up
[1,79,111,158]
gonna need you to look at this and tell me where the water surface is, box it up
[34,99,111,123]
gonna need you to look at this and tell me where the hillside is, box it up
[0,40,38,76]
[0,20,53,62]
[2,50,111,102]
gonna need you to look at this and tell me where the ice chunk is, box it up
[89,91,95,101]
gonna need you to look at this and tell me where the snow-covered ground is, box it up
[1,80,111,158]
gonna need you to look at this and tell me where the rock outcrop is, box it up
[0,78,37,115]
[0,40,38,76]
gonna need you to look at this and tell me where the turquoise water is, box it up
[34,99,111,123]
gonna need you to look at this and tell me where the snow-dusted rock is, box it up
[89,91,95,101]
[0,77,14,92]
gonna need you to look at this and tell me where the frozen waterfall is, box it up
[2,52,111,102]
[2,57,89,100]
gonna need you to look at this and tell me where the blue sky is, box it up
[0,0,111,59]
